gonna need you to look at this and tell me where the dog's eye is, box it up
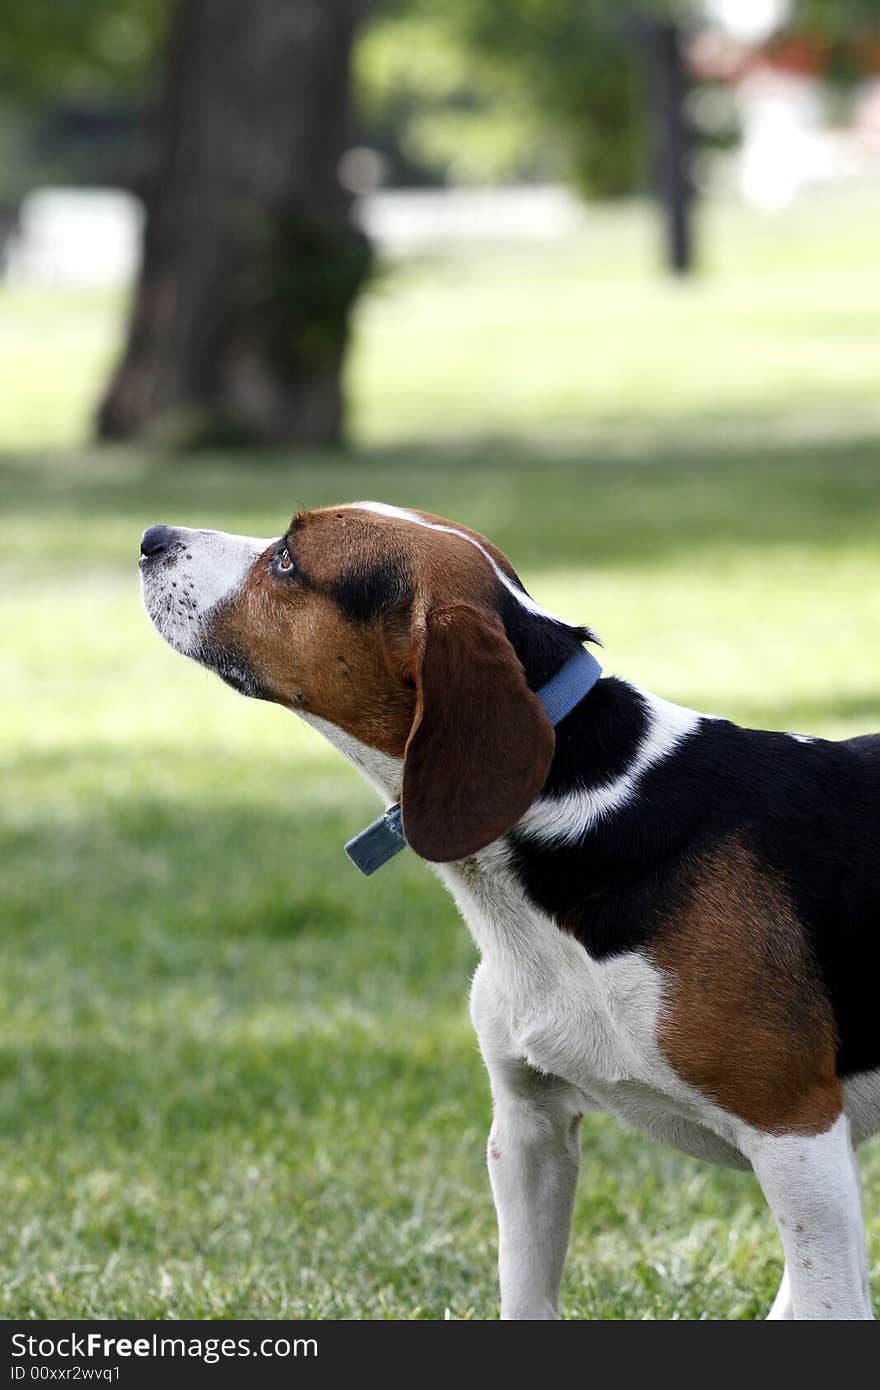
[277,546,293,572]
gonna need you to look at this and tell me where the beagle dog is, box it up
[139,502,878,1320]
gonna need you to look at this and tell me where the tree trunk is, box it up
[647,19,694,276]
[97,0,368,448]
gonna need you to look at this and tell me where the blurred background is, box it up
[1,0,879,1318]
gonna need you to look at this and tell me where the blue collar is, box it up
[344,645,602,876]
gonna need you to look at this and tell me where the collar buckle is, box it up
[344,802,407,877]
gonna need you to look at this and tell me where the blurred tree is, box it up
[360,1,695,275]
[97,0,368,447]
[360,2,648,197]
[6,0,879,440]
[360,0,880,194]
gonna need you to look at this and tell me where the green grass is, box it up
[1,190,880,1318]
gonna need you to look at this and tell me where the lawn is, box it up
[1,190,880,1319]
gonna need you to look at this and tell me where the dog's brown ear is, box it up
[401,604,555,862]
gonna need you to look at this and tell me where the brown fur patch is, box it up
[297,504,502,615]
[653,837,841,1135]
[402,604,554,861]
[204,505,554,857]
[202,506,526,760]
[209,564,417,755]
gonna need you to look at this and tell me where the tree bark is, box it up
[97,0,367,448]
[647,19,694,276]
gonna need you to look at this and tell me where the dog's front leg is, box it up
[488,1082,582,1319]
[747,1114,873,1320]
[471,967,582,1320]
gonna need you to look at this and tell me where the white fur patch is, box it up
[518,687,702,846]
[443,844,756,1167]
[299,712,403,804]
[141,527,273,656]
[744,1116,872,1318]
[348,501,564,625]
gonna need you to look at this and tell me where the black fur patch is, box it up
[331,556,411,624]
[498,585,596,691]
[507,681,880,1079]
[544,677,648,796]
[196,640,274,701]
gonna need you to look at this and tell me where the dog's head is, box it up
[139,503,591,861]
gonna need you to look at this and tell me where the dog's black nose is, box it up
[140,524,173,558]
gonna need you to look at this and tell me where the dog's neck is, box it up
[298,674,653,853]
[296,676,703,972]
[299,711,405,805]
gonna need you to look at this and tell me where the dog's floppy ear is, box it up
[401,604,555,862]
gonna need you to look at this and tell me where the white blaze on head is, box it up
[348,501,563,625]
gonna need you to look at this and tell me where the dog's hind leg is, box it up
[747,1115,873,1320]
[471,966,584,1320]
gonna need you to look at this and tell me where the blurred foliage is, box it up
[356,16,545,187]
[0,0,684,202]
[2,0,880,205]
[236,212,375,376]
[773,1,880,93]
[798,0,880,36]
[361,0,880,194]
[358,3,649,195]
[0,0,167,106]
[0,0,167,203]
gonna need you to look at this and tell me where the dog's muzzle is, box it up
[138,522,274,672]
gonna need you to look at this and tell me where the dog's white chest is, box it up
[439,850,658,1078]
[438,850,667,1085]
[438,850,750,1168]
